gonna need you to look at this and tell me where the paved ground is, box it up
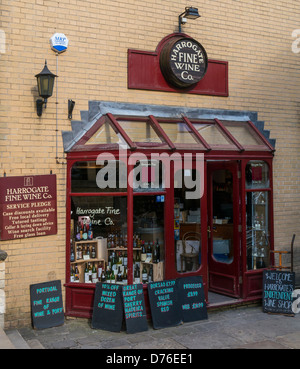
[10,304,300,349]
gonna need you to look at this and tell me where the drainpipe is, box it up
[0,250,7,329]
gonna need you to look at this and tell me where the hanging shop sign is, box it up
[50,33,69,53]
[128,33,228,96]
[159,36,208,88]
[0,174,57,241]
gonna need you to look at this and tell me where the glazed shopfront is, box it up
[62,32,275,318]
[63,103,275,318]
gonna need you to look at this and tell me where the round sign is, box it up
[160,36,208,89]
[50,33,69,53]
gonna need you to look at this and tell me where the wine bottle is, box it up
[134,265,140,284]
[82,222,88,240]
[86,244,90,259]
[74,264,80,282]
[110,268,115,284]
[88,262,92,282]
[122,267,128,285]
[141,241,147,262]
[148,266,153,284]
[91,244,96,259]
[92,262,97,283]
[101,268,106,283]
[106,266,111,283]
[88,221,93,240]
[84,263,90,283]
[97,262,103,280]
[147,241,152,262]
[117,266,122,283]
[70,239,75,262]
[70,266,75,283]
[142,265,148,284]
[76,221,81,241]
[77,244,83,260]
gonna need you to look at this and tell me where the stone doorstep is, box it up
[0,327,15,349]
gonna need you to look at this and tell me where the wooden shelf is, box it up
[108,248,142,251]
[71,258,105,265]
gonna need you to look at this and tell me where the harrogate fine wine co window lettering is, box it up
[70,196,128,284]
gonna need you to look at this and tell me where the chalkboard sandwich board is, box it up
[263,270,295,315]
[91,282,124,332]
[177,276,208,322]
[30,280,64,330]
[148,279,182,329]
[122,283,148,334]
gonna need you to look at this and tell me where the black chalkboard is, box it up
[122,284,148,334]
[30,280,64,330]
[177,276,208,322]
[147,279,182,329]
[91,282,123,332]
[263,270,295,315]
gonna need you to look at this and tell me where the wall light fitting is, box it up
[178,7,200,33]
[35,60,57,117]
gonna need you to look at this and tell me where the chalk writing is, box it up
[263,270,295,315]
[122,284,148,333]
[30,280,64,329]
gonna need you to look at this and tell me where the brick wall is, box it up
[0,0,299,327]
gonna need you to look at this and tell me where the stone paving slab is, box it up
[13,305,300,350]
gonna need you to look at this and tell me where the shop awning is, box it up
[62,101,275,153]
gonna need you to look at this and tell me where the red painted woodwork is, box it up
[64,114,275,317]
[207,161,241,298]
[128,33,228,96]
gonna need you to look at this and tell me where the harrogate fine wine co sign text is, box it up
[0,175,57,241]
[160,36,208,88]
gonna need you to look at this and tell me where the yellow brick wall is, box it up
[0,0,299,327]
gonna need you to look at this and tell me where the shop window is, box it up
[70,196,128,284]
[71,161,127,193]
[245,161,270,270]
[132,160,165,192]
[246,191,270,270]
[174,169,201,273]
[133,196,164,284]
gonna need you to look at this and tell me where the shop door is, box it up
[207,162,241,298]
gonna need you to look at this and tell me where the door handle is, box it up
[207,225,217,238]
[207,226,211,238]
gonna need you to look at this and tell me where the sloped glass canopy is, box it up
[71,113,274,153]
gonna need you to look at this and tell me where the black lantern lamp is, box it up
[35,60,57,117]
[178,7,200,33]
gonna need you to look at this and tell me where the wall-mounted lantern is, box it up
[35,60,57,117]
